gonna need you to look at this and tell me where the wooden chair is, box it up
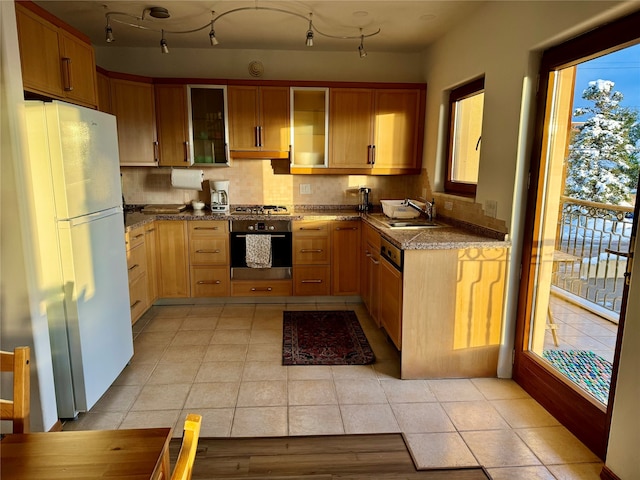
[0,346,30,433]
[171,413,202,480]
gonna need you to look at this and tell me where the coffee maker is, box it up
[358,187,372,212]
[210,180,230,213]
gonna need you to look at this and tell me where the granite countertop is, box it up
[124,206,510,250]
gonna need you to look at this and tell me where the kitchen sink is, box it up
[386,221,443,229]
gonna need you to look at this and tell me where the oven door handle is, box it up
[235,234,287,238]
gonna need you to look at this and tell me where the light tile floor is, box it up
[63,301,603,479]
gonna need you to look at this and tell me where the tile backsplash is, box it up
[121,161,420,208]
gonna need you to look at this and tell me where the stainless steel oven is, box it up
[230,219,292,280]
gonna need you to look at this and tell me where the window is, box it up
[445,77,485,196]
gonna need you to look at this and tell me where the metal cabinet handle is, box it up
[61,57,73,91]
[130,299,141,309]
[300,249,323,253]
[153,141,159,164]
[371,258,380,265]
[301,279,323,284]
[371,144,376,165]
[237,234,286,238]
[128,264,139,272]
[145,228,156,233]
[335,227,358,231]
[196,249,221,253]
[134,234,144,240]
[184,141,190,162]
[194,227,220,230]
[299,227,322,231]
[254,126,261,147]
[197,280,221,285]
[251,287,272,292]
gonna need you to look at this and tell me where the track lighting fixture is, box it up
[105,23,114,43]
[305,13,314,47]
[104,6,380,56]
[358,30,367,58]
[160,30,169,54]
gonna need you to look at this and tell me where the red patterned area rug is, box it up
[282,310,375,365]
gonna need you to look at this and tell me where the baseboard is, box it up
[600,465,621,480]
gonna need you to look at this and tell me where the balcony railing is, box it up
[552,196,633,319]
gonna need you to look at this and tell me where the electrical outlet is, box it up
[444,201,453,211]
[300,183,311,195]
[485,200,497,218]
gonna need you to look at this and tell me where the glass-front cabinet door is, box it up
[290,87,328,168]
[188,85,229,166]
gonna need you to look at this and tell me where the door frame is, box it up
[513,10,640,459]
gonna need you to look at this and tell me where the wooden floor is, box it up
[169,434,490,479]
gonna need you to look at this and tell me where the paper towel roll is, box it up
[171,169,204,190]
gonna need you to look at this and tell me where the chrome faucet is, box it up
[404,198,435,222]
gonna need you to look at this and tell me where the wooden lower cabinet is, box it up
[361,223,381,326]
[293,265,331,296]
[400,247,508,379]
[191,266,230,297]
[156,220,190,298]
[188,220,230,297]
[231,280,292,297]
[144,222,158,306]
[292,220,331,296]
[125,225,148,324]
[379,256,403,349]
[331,220,360,295]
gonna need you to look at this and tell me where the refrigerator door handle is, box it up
[65,206,123,227]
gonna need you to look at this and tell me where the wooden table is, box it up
[0,427,172,479]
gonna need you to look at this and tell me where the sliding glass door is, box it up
[514,12,639,459]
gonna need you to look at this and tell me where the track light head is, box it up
[306,30,313,47]
[209,21,219,46]
[105,24,114,43]
[160,30,169,54]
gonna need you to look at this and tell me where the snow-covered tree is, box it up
[565,79,640,204]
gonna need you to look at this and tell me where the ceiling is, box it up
[34,1,486,54]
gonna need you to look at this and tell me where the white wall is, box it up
[1,1,59,432]
[96,47,424,83]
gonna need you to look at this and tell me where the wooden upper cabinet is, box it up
[372,89,421,170]
[228,85,289,158]
[96,70,112,114]
[155,84,191,167]
[58,30,98,106]
[110,78,158,166]
[15,2,97,108]
[328,87,424,173]
[329,88,374,168]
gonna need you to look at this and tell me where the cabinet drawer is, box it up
[231,279,292,297]
[293,237,330,265]
[125,226,146,250]
[189,237,229,265]
[190,266,230,297]
[294,265,331,296]
[189,220,228,236]
[292,220,329,236]
[127,243,147,282]
[129,273,147,323]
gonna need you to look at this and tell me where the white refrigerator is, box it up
[24,100,134,419]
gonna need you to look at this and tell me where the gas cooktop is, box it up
[233,205,289,215]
